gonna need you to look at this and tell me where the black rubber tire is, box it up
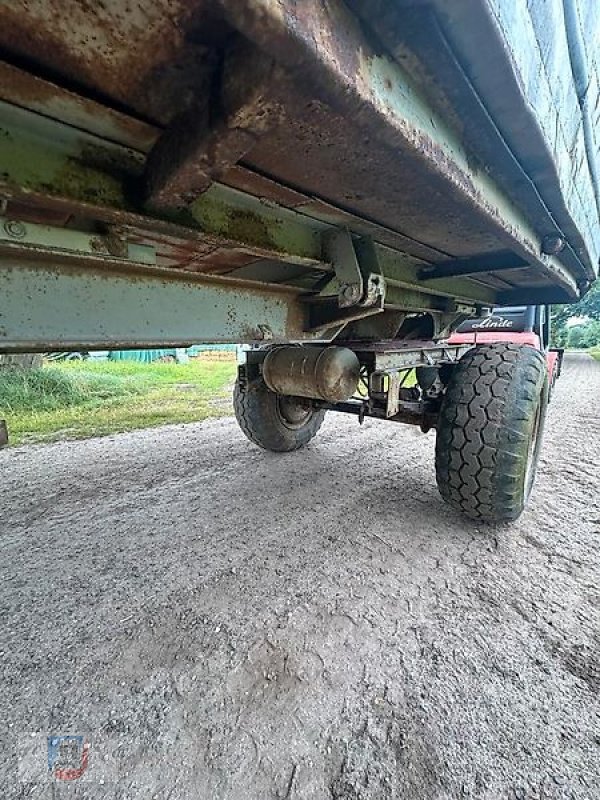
[233,377,326,452]
[435,343,549,523]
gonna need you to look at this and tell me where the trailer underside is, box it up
[1,0,598,352]
[3,0,597,521]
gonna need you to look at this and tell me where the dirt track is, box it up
[1,353,599,799]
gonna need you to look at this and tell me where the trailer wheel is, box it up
[233,378,326,452]
[435,343,548,522]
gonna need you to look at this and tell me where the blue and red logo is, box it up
[47,735,89,781]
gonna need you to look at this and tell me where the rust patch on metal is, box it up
[215,0,568,290]
[223,166,308,209]
[0,184,324,282]
[145,37,290,208]
[218,0,362,85]
[4,199,72,227]
[224,164,446,263]
[0,0,578,298]
[0,0,225,125]
[0,62,160,152]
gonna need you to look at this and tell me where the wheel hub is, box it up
[276,396,314,428]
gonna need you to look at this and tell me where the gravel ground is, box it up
[1,353,599,799]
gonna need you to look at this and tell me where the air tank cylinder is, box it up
[262,346,360,403]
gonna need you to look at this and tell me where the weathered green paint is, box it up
[0,99,500,303]
[0,216,156,264]
[0,77,575,356]
[0,102,143,210]
[374,247,497,306]
[359,51,579,296]
[191,187,497,305]
[0,96,573,307]
[0,263,314,351]
[190,184,326,263]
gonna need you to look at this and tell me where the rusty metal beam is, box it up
[145,40,288,209]
[0,180,325,275]
[418,252,528,281]
[0,259,314,352]
[215,0,580,299]
[0,61,161,152]
[0,78,576,303]
[0,0,588,314]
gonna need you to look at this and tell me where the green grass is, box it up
[591,348,600,362]
[0,357,237,446]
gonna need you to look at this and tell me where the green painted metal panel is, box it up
[0,263,312,351]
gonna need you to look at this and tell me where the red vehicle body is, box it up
[447,305,564,393]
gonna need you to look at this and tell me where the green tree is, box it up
[551,279,600,346]
[567,325,587,348]
[581,319,600,348]
[575,280,600,320]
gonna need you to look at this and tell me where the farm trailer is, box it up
[0,0,598,521]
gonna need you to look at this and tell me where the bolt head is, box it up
[541,234,565,255]
[343,284,360,301]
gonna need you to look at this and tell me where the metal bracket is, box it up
[385,370,402,417]
[0,217,156,266]
[323,228,385,309]
[323,227,364,307]
[305,229,386,331]
[360,341,474,418]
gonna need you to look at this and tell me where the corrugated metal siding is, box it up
[487,0,600,273]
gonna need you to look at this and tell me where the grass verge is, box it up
[590,348,600,362]
[0,357,237,446]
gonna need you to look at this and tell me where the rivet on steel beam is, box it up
[541,235,565,255]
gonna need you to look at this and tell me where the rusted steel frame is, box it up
[225,165,448,262]
[347,0,593,287]
[0,237,308,297]
[0,61,160,152]
[146,40,289,208]
[212,169,497,305]
[188,183,327,266]
[303,295,384,334]
[0,184,323,272]
[216,0,579,299]
[0,257,315,353]
[0,182,495,310]
[0,94,326,271]
[0,90,541,303]
[374,251,495,306]
[191,184,497,304]
[418,252,528,281]
[318,399,438,429]
[0,97,321,269]
[349,340,473,373]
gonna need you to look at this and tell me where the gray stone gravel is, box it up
[1,353,599,799]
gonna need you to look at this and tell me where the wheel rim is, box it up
[276,395,314,430]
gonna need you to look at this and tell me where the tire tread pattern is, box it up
[435,343,547,522]
[233,378,325,452]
